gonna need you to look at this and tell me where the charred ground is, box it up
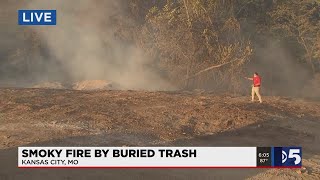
[0,88,319,179]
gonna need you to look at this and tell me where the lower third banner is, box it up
[18,147,302,168]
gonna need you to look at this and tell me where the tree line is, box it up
[1,0,319,95]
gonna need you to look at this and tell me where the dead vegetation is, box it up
[1,1,319,94]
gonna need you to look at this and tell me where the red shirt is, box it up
[253,76,261,87]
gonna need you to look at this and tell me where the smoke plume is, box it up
[25,0,174,90]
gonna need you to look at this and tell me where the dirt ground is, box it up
[0,88,319,180]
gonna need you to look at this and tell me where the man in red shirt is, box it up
[245,72,262,103]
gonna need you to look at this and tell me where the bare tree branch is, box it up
[184,58,240,80]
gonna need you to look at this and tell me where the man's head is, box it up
[254,72,259,77]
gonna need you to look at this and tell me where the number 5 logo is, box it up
[288,149,301,165]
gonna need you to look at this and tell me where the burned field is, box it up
[0,88,320,179]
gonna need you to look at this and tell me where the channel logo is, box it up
[273,147,302,167]
[18,10,56,26]
[281,147,302,166]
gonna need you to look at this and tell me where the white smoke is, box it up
[27,0,174,90]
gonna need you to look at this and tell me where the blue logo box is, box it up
[272,147,302,167]
[18,10,56,25]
